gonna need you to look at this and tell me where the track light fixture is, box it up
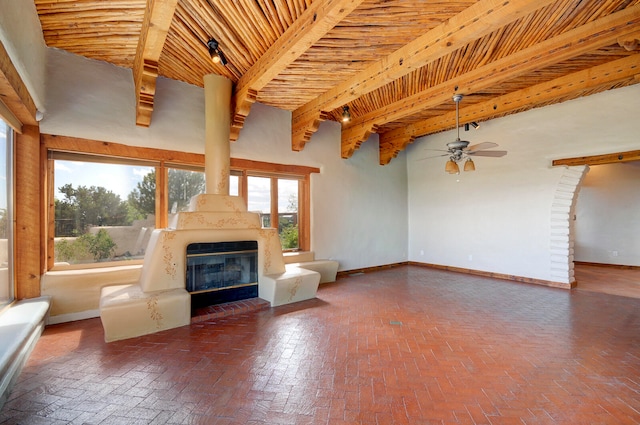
[464,122,480,131]
[207,38,228,66]
[342,106,351,123]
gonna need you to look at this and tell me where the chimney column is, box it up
[203,74,232,195]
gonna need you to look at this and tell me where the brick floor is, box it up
[2,265,639,424]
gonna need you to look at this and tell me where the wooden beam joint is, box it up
[379,133,416,165]
[133,0,178,127]
[230,87,258,142]
[618,31,640,51]
[292,111,330,151]
[135,59,159,127]
[341,123,378,159]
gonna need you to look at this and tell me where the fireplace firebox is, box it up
[186,241,258,311]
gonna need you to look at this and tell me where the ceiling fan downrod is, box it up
[453,94,463,142]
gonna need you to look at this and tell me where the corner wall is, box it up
[407,85,640,284]
[575,162,640,266]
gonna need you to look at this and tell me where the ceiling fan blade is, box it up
[416,153,449,161]
[467,142,498,152]
[468,150,507,157]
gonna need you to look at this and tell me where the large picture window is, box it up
[44,135,318,269]
[52,154,156,265]
[0,120,14,306]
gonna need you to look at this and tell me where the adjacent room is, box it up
[1,0,639,423]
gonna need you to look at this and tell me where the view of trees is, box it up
[54,167,299,262]
[279,193,299,250]
[55,169,206,237]
[54,169,206,263]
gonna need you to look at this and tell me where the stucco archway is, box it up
[550,165,589,286]
[551,149,640,286]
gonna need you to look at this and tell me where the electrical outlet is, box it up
[611,250,618,257]
[420,250,424,256]
[468,254,473,261]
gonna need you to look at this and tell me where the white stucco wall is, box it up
[407,85,640,282]
[575,162,640,266]
[42,49,205,152]
[41,48,409,272]
[0,0,47,113]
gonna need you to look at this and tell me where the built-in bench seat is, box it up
[99,285,190,343]
[282,252,339,284]
[43,264,142,324]
[260,266,321,307]
[0,296,51,410]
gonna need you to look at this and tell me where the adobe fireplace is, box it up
[99,74,321,342]
[186,240,258,310]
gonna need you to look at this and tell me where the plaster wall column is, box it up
[203,74,232,195]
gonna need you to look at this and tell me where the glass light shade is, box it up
[445,160,459,174]
[464,158,475,171]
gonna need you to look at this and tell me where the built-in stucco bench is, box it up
[0,296,51,409]
[283,252,339,284]
[43,264,142,324]
[99,285,190,343]
[260,266,321,307]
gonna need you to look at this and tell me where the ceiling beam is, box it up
[379,54,640,165]
[553,150,640,167]
[0,39,37,131]
[363,4,640,161]
[291,0,557,151]
[133,0,178,127]
[351,4,640,163]
[230,0,365,141]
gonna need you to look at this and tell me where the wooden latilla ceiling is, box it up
[35,0,640,165]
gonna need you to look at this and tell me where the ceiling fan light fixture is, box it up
[445,159,459,174]
[342,106,351,123]
[464,158,475,171]
[207,38,228,66]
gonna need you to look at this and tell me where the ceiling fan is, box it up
[427,94,507,174]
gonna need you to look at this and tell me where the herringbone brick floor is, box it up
[2,266,639,424]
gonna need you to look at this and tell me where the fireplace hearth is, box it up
[186,240,258,312]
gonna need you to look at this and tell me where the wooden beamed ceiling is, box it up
[34,0,640,165]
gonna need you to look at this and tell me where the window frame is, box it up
[0,120,14,308]
[42,134,319,270]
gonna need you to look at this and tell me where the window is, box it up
[247,176,272,227]
[277,179,299,250]
[52,154,156,266]
[167,167,206,214]
[229,173,239,196]
[44,135,319,269]
[0,120,13,306]
[246,175,300,251]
